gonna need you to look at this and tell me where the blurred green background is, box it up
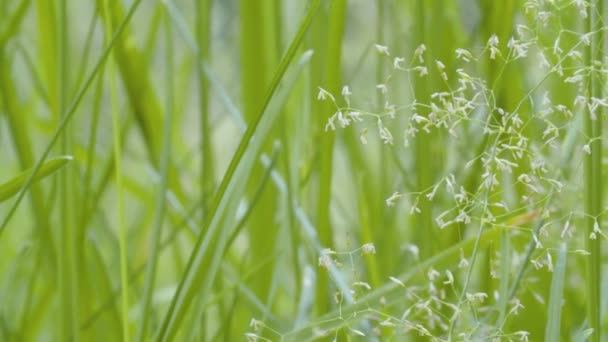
[0,0,606,341]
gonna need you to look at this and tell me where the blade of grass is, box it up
[156,46,312,338]
[0,48,57,262]
[0,156,73,203]
[315,0,346,315]
[95,0,186,204]
[545,243,567,342]
[195,0,214,222]
[240,0,281,305]
[584,2,602,341]
[154,0,319,334]
[102,0,129,339]
[0,0,143,236]
[56,1,81,340]
[0,0,30,47]
[136,6,175,341]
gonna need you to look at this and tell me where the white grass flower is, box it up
[389,276,405,287]
[249,318,264,331]
[455,48,473,62]
[537,51,550,69]
[361,243,376,254]
[375,44,390,56]
[359,129,368,145]
[351,329,366,337]
[380,319,396,327]
[488,34,499,47]
[466,292,488,303]
[414,44,426,63]
[337,111,350,128]
[509,298,525,315]
[376,83,388,93]
[385,191,402,207]
[347,111,362,122]
[582,31,593,45]
[427,268,440,281]
[353,281,372,290]
[393,57,405,70]
[583,144,591,154]
[414,66,428,76]
[317,87,335,102]
[508,37,529,59]
[459,249,469,268]
[341,85,351,96]
[443,270,454,285]
[324,113,336,131]
[403,243,420,260]
[546,252,553,272]
[246,333,260,341]
[515,331,530,342]
[318,254,333,269]
[574,0,589,18]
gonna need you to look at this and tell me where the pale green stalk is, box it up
[316,0,346,315]
[136,7,174,341]
[584,2,602,341]
[103,0,129,340]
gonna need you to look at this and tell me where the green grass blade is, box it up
[154,0,318,332]
[0,156,73,204]
[0,0,143,235]
[315,0,346,315]
[584,2,602,341]
[101,0,129,339]
[545,243,567,342]
[136,7,175,341]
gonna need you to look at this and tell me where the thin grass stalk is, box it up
[195,0,214,220]
[71,9,99,96]
[136,7,174,341]
[584,1,602,341]
[102,0,129,339]
[193,0,214,334]
[280,61,303,305]
[57,0,79,339]
[239,0,281,313]
[413,0,434,260]
[315,0,346,315]
[545,243,568,341]
[79,66,105,242]
[35,0,59,121]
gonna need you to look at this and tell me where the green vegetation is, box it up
[0,0,605,341]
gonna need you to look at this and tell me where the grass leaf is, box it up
[0,156,73,204]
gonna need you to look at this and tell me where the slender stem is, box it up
[584,2,602,341]
[103,0,129,340]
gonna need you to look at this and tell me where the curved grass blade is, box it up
[0,156,73,204]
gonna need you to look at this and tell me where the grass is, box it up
[0,0,606,341]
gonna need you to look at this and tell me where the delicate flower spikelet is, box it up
[361,243,376,255]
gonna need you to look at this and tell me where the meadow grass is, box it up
[0,0,606,341]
